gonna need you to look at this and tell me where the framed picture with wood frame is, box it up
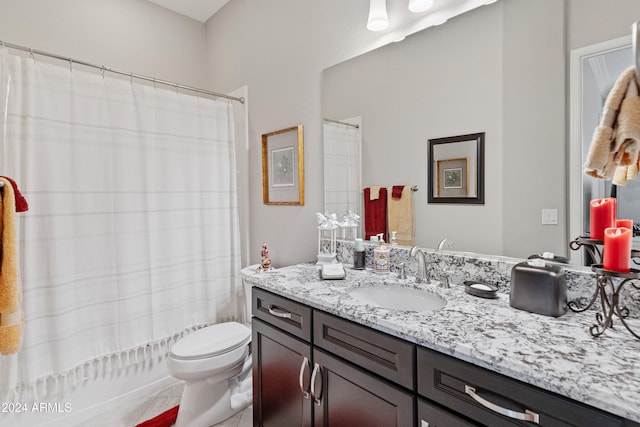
[428,132,485,204]
[262,125,304,205]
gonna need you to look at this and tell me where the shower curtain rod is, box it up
[324,118,360,128]
[0,40,245,103]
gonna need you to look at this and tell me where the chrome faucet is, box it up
[410,246,429,283]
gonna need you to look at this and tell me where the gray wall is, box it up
[0,0,207,88]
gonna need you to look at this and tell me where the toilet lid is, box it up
[170,322,251,360]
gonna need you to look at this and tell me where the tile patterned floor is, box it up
[83,378,253,427]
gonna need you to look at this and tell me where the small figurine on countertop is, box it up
[257,241,272,272]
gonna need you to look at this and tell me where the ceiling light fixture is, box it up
[367,0,389,31]
[408,0,434,13]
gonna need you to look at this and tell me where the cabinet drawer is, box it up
[417,346,623,427]
[418,398,480,427]
[253,288,312,342]
[314,310,414,390]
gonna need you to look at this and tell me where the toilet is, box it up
[168,266,257,427]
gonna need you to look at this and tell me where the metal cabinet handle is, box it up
[465,385,540,424]
[299,356,310,399]
[310,363,322,406]
[267,304,292,319]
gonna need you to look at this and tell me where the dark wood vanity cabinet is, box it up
[253,287,638,427]
[252,288,413,427]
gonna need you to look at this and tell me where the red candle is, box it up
[590,198,615,240]
[616,219,633,230]
[603,227,632,272]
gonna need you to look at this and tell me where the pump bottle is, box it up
[373,233,390,274]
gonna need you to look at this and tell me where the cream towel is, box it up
[584,66,640,180]
[387,186,414,245]
[0,177,23,355]
[369,186,381,201]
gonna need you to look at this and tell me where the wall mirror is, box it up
[428,132,484,204]
[323,0,640,259]
[262,125,304,206]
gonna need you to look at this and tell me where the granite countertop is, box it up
[246,263,640,423]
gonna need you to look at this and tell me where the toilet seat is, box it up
[171,322,251,360]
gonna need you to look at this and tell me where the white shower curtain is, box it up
[323,120,362,217]
[0,49,242,400]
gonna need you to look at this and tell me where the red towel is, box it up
[135,405,179,427]
[364,187,387,241]
[391,185,405,200]
[0,177,28,212]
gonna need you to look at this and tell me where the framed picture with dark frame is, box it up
[262,125,305,205]
[428,132,484,204]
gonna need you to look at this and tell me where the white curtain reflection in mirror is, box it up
[323,117,362,237]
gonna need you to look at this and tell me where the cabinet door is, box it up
[253,318,313,427]
[312,349,414,427]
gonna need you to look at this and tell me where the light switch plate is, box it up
[542,208,558,225]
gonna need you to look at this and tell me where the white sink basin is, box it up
[348,283,447,312]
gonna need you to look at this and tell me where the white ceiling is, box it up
[146,0,230,23]
[146,0,490,26]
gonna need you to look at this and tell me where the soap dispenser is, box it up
[373,233,390,274]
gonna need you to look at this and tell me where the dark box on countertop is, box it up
[509,260,567,317]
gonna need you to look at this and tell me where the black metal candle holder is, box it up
[569,236,640,340]
[578,265,640,339]
[568,235,603,265]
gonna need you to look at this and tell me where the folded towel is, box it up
[0,177,22,354]
[364,187,387,240]
[0,176,28,212]
[387,186,414,245]
[369,186,381,201]
[584,66,640,180]
[391,185,405,200]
